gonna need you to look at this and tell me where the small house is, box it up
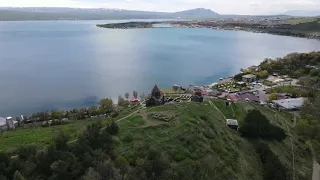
[226,119,239,130]
[130,98,140,103]
[236,81,246,87]
[242,74,257,83]
[191,90,204,103]
[0,117,17,132]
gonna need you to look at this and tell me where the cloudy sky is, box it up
[0,0,319,15]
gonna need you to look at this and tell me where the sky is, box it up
[0,0,320,15]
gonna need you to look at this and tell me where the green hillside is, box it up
[115,100,311,180]
[0,100,312,179]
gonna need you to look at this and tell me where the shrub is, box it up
[269,93,279,101]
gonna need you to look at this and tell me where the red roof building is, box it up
[130,98,140,103]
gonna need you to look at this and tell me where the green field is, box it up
[0,120,98,151]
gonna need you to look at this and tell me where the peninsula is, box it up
[97,18,320,39]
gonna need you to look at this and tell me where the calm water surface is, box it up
[0,20,320,115]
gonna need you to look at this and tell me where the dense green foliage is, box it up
[266,86,309,98]
[97,22,156,29]
[259,51,320,79]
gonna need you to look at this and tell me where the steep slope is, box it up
[116,100,312,180]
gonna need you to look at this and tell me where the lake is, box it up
[0,20,320,116]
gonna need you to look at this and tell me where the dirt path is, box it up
[68,109,140,144]
[310,144,320,180]
[208,100,227,120]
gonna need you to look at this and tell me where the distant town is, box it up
[97,17,320,39]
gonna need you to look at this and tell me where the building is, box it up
[237,92,260,103]
[272,97,306,110]
[236,81,246,87]
[146,85,166,107]
[191,89,204,103]
[242,74,257,83]
[130,98,140,103]
[0,117,17,132]
[226,119,239,130]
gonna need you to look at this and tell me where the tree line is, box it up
[21,91,146,125]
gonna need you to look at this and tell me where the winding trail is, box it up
[208,100,227,120]
[68,109,140,144]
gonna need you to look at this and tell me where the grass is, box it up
[115,100,311,179]
[0,119,96,152]
[0,99,312,179]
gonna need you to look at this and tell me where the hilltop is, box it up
[0,99,312,179]
[0,7,219,21]
[173,8,219,18]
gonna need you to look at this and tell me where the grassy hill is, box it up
[115,100,311,179]
[0,99,312,179]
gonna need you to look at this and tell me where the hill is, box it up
[0,99,312,179]
[0,7,219,21]
[173,8,219,18]
[284,10,320,17]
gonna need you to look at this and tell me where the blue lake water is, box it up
[0,20,320,115]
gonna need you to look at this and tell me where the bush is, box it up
[269,93,279,101]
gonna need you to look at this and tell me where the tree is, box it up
[83,168,101,180]
[107,121,119,135]
[13,171,25,180]
[53,130,70,150]
[133,91,138,99]
[99,98,113,113]
[310,69,319,77]
[51,110,63,120]
[118,96,129,107]
[125,93,129,100]
[269,93,279,101]
[140,93,146,100]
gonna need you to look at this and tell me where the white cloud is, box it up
[0,0,319,15]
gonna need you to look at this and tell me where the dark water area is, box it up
[0,20,319,115]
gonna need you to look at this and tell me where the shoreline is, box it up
[97,21,320,40]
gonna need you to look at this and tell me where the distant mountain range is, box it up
[1,7,317,21]
[0,7,220,21]
[284,10,320,17]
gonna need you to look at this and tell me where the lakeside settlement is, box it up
[2,51,319,133]
[97,19,320,39]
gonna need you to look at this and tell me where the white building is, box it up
[272,98,306,110]
[0,117,17,132]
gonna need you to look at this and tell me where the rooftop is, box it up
[226,119,239,126]
[272,97,306,110]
